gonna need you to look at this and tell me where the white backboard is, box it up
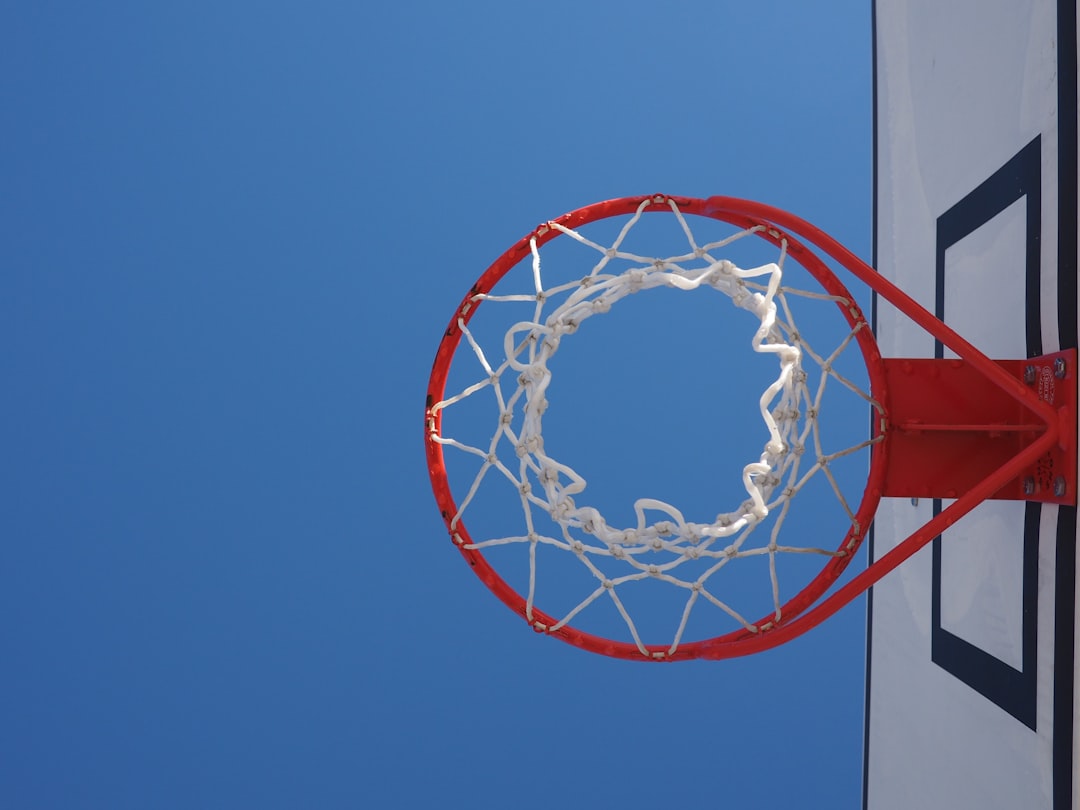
[867,1,1078,808]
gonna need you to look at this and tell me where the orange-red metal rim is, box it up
[425,194,889,661]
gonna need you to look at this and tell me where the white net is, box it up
[429,197,879,658]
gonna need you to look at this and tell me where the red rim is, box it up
[425,194,891,661]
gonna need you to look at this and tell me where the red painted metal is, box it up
[426,194,1077,661]
[880,354,1076,503]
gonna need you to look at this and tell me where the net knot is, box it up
[518,435,543,457]
[550,316,579,335]
[747,292,769,317]
[551,496,576,520]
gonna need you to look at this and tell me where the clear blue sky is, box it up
[2,3,872,807]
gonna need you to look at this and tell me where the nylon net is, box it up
[428,197,881,659]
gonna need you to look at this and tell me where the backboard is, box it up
[866,1,1078,808]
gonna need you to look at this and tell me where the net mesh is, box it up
[429,197,880,658]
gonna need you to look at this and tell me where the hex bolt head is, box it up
[1055,477,1068,497]
[1024,365,1037,385]
[1023,477,1037,495]
[1055,357,1067,379]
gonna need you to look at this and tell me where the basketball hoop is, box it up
[425,194,1076,661]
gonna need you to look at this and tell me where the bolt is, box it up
[1024,365,1037,385]
[1023,477,1037,496]
[1055,357,1067,379]
[1055,477,1067,497]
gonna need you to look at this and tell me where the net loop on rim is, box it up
[427,195,882,660]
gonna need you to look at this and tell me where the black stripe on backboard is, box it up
[1053,505,1076,810]
[934,136,1043,360]
[1058,2,1078,350]
[928,500,1041,729]
[1053,3,1077,809]
[930,136,1042,731]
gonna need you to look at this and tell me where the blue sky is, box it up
[2,3,872,807]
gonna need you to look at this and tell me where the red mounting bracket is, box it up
[879,348,1077,504]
